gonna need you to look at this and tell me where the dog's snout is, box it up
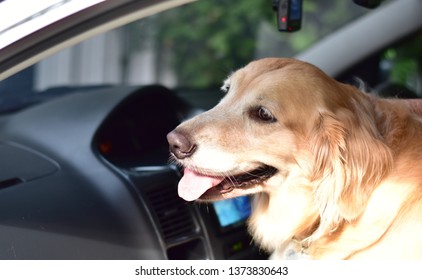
[167,130,196,159]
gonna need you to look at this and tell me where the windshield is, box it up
[0,0,369,112]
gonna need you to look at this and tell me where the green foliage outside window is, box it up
[383,32,422,95]
[129,1,369,88]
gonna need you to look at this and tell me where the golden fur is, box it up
[169,58,422,259]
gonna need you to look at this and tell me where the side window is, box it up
[339,30,421,98]
[380,31,422,98]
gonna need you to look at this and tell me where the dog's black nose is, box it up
[167,130,196,159]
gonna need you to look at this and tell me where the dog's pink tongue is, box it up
[178,168,224,201]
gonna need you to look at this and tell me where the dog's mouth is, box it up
[178,165,278,201]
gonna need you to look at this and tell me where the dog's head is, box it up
[167,58,392,238]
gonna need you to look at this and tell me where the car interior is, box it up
[0,0,420,259]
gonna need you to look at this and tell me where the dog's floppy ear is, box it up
[310,107,392,235]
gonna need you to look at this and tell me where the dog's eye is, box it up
[258,107,275,122]
[250,106,277,123]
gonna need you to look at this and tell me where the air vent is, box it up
[145,186,197,242]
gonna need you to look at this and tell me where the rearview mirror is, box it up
[272,0,302,32]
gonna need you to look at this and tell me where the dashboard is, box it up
[0,85,266,259]
[94,85,186,167]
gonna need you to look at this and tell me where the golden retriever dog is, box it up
[167,58,422,259]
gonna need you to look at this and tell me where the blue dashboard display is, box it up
[212,196,252,228]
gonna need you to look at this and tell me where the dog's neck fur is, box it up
[369,95,416,150]
[249,93,422,260]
